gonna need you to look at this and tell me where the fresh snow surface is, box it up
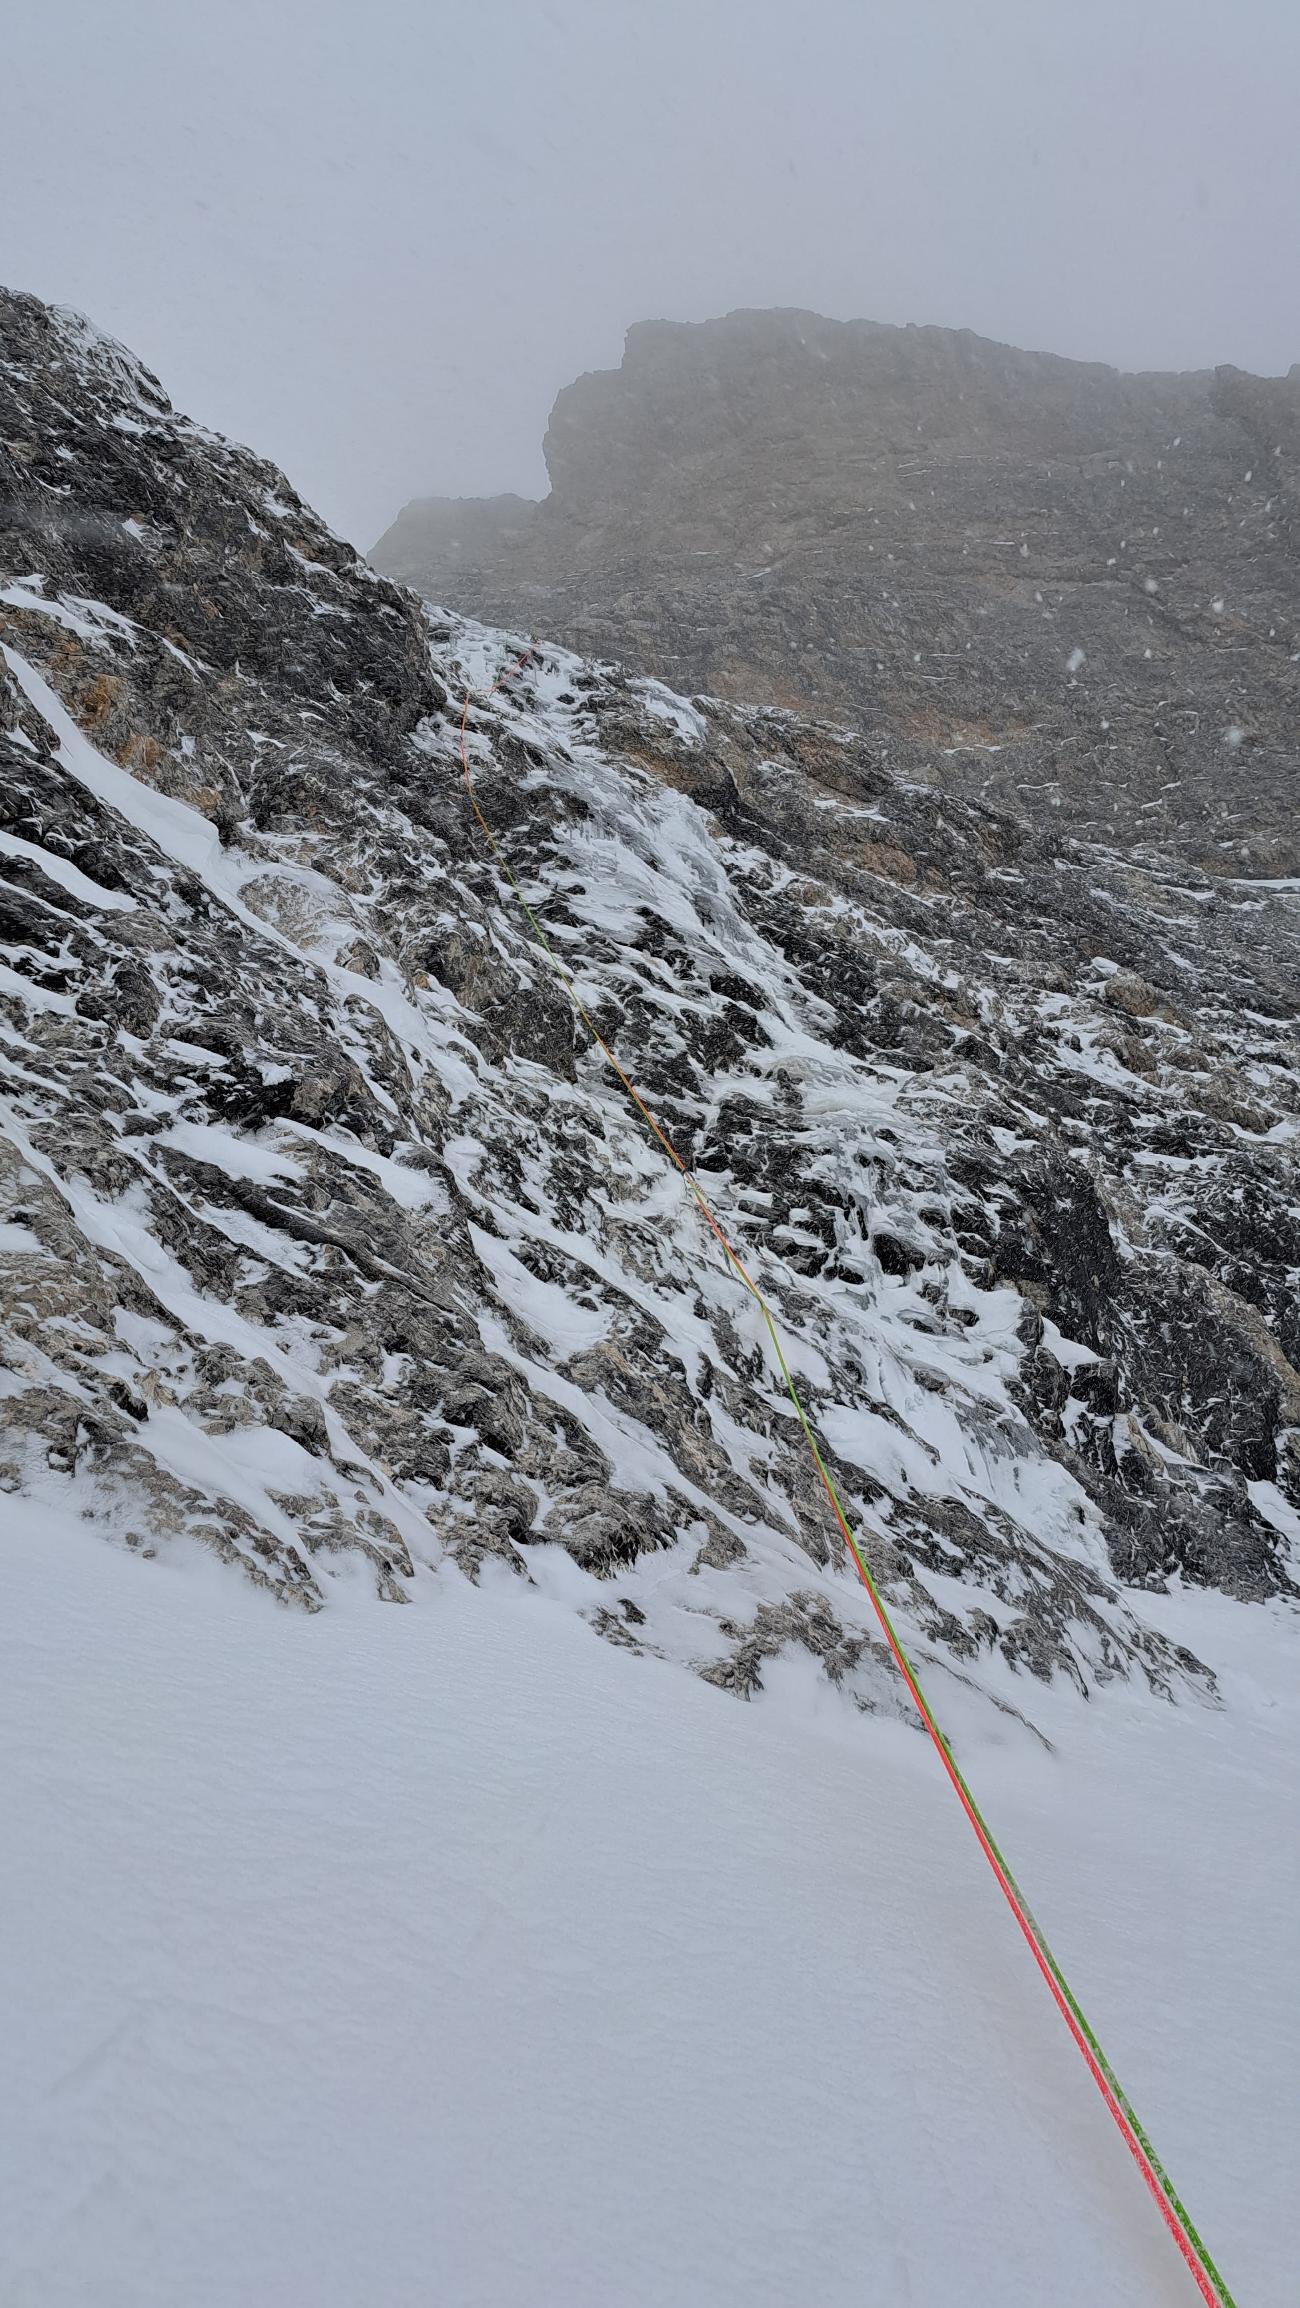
[0,825,137,913]
[2,1504,1295,2308]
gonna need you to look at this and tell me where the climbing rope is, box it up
[457,642,1237,2308]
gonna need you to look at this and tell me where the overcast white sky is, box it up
[4,0,1298,547]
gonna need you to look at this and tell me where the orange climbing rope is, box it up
[458,642,1237,2308]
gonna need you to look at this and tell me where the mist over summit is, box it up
[375,306,1299,873]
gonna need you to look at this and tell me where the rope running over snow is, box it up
[458,643,1237,2308]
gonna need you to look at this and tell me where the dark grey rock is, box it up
[374,307,1299,876]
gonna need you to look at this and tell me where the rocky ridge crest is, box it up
[374,308,1299,874]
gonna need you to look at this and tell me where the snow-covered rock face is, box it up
[2,290,1297,1726]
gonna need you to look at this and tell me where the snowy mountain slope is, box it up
[1,288,1298,1735]
[3,1498,1296,2307]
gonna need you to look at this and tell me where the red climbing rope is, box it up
[457,642,1237,2307]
